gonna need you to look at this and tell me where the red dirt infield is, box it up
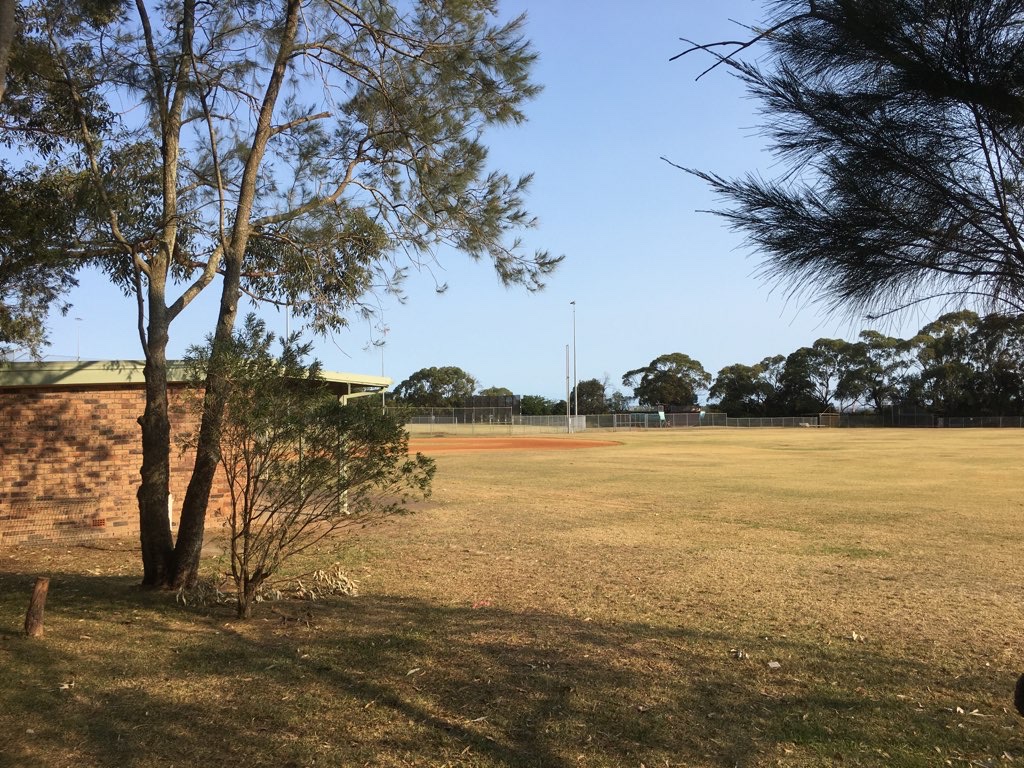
[408,436,620,454]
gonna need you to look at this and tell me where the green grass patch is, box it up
[810,544,891,559]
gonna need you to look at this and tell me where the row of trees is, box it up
[709,312,1024,417]
[389,365,631,415]
[393,311,1024,417]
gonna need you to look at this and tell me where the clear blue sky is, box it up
[42,1,925,401]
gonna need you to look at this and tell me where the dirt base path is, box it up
[408,436,620,454]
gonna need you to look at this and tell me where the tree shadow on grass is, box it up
[0,572,1017,767]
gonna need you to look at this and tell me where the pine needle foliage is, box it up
[681,0,1024,318]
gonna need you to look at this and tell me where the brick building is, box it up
[0,360,389,545]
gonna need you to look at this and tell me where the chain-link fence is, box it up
[840,412,1024,427]
[394,406,1024,435]
[842,411,937,427]
[399,406,513,435]
[397,407,586,435]
[398,406,513,424]
[940,416,1024,428]
[584,413,832,429]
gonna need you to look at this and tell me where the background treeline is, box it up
[706,311,1024,418]
[392,311,1024,417]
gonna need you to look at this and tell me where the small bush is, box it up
[184,316,434,618]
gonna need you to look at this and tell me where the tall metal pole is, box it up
[565,344,571,434]
[570,301,577,421]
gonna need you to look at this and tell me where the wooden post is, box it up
[24,577,49,638]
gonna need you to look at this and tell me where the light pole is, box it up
[565,344,571,433]
[380,324,387,411]
[570,300,577,422]
[75,317,82,361]
[364,315,389,411]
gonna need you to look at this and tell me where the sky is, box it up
[40,1,927,401]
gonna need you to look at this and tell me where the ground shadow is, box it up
[1,569,1016,767]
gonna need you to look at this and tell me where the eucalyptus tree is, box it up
[912,311,981,415]
[778,338,863,414]
[0,0,13,103]
[478,386,514,398]
[774,347,828,415]
[392,366,479,408]
[910,310,1024,415]
[605,387,633,413]
[519,394,555,415]
[570,378,606,414]
[622,353,710,408]
[967,313,1024,415]
[32,0,557,587]
[709,361,776,416]
[0,169,82,357]
[0,0,124,357]
[853,330,916,414]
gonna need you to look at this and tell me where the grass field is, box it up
[1,429,1023,767]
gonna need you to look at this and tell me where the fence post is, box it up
[24,577,49,638]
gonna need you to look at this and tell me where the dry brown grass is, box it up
[1,428,1023,767]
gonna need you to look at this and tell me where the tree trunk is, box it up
[24,577,49,637]
[138,306,175,587]
[238,581,256,619]
[0,0,15,105]
[168,0,298,588]
[170,256,243,588]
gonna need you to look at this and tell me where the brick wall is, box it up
[0,384,229,545]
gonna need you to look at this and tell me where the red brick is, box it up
[0,384,228,545]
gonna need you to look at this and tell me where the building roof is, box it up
[0,360,390,400]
